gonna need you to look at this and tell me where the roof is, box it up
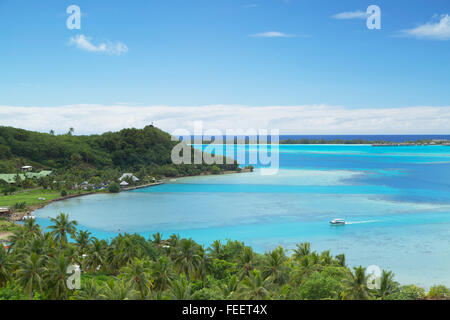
[21,165,32,169]
[120,181,129,186]
[39,170,53,176]
[119,173,139,181]
[0,171,53,184]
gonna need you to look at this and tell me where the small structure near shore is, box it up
[120,181,129,188]
[0,207,11,216]
[119,173,139,182]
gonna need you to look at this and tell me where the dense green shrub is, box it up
[108,182,120,193]
[386,285,426,300]
[427,285,449,299]
[210,166,221,175]
[13,202,26,210]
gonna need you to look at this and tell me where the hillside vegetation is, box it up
[0,126,238,177]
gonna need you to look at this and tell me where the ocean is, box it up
[34,143,450,288]
[279,135,450,142]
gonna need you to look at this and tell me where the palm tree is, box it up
[86,238,107,272]
[120,258,152,299]
[237,247,254,279]
[167,234,180,258]
[152,232,163,246]
[168,234,180,247]
[341,266,372,300]
[73,278,101,300]
[236,270,272,300]
[46,254,71,299]
[262,246,288,284]
[207,240,223,260]
[42,232,57,259]
[170,275,191,300]
[292,242,311,260]
[23,218,41,235]
[151,256,175,292]
[74,230,92,270]
[8,227,29,249]
[335,253,346,267]
[319,250,333,266]
[0,246,12,287]
[308,251,320,267]
[292,255,321,283]
[377,270,399,299]
[196,248,211,282]
[99,279,138,300]
[74,230,92,254]
[24,236,48,257]
[108,234,143,272]
[48,213,78,247]
[174,238,202,279]
[16,252,46,299]
[221,275,238,299]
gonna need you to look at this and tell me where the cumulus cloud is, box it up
[69,34,129,55]
[250,31,294,38]
[0,104,449,135]
[332,10,368,20]
[398,14,450,40]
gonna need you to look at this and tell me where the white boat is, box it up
[330,218,345,225]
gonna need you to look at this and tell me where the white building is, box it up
[119,173,139,182]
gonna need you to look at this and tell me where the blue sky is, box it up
[1,0,450,134]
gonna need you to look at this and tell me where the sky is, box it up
[1,0,450,134]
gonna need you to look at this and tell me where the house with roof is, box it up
[120,181,129,188]
[0,207,11,216]
[119,173,139,182]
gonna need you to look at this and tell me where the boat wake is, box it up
[345,220,378,225]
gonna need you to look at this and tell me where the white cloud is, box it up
[332,10,368,20]
[398,14,450,40]
[250,31,294,38]
[0,104,449,135]
[69,34,129,55]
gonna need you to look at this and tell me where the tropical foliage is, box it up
[0,126,238,178]
[0,214,447,300]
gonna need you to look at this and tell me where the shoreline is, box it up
[9,169,250,220]
[1,170,247,241]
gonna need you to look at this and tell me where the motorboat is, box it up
[330,218,345,225]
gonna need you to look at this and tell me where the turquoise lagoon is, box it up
[35,145,450,288]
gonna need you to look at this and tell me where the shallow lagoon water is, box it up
[35,145,450,288]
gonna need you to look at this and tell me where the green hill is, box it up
[0,126,237,177]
